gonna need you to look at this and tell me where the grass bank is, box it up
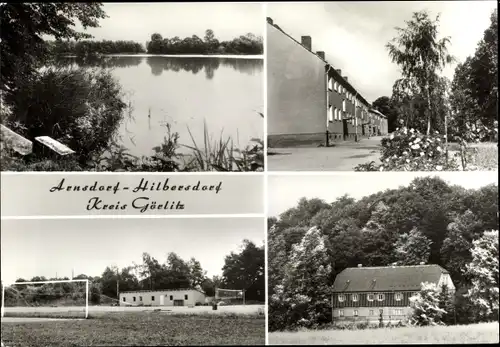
[1,311,265,346]
[268,322,499,345]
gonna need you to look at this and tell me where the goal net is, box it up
[1,279,89,319]
[215,288,245,305]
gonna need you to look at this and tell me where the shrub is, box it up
[355,125,459,171]
[4,66,127,164]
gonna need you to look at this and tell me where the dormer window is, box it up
[367,293,374,302]
[338,294,346,302]
[328,77,333,91]
[377,294,385,301]
[351,294,358,302]
[395,293,402,301]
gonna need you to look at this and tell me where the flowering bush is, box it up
[409,282,447,326]
[355,124,459,171]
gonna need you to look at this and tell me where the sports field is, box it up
[268,322,499,345]
[1,305,265,346]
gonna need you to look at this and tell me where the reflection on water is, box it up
[55,55,263,157]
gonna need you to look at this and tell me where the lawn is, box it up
[1,311,265,346]
[268,322,499,345]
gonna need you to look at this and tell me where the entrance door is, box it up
[342,119,349,140]
[174,300,184,306]
[160,295,165,305]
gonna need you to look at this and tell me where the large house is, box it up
[119,288,207,307]
[331,264,455,324]
[267,17,388,147]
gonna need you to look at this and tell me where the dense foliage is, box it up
[146,30,263,55]
[450,9,498,136]
[48,40,146,56]
[5,240,265,306]
[268,176,498,331]
[0,3,106,95]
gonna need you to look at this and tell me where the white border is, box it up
[262,3,269,344]
[2,214,265,220]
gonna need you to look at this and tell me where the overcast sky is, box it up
[268,172,498,217]
[267,1,497,103]
[1,218,264,285]
[71,3,263,43]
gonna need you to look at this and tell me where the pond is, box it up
[56,55,264,157]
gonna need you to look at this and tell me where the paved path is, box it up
[267,137,383,171]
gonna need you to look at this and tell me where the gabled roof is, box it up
[332,264,448,292]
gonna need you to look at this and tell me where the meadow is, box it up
[1,310,265,346]
[268,322,499,345]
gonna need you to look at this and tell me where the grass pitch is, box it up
[1,311,265,346]
[268,322,499,345]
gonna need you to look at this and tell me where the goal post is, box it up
[1,279,90,319]
[215,288,245,305]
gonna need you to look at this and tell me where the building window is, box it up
[170,295,173,300]
[328,77,333,91]
[369,310,374,316]
[139,296,143,301]
[338,294,346,302]
[395,293,402,301]
[328,105,333,122]
[339,310,344,317]
[185,294,188,300]
[342,100,346,112]
[393,309,404,315]
[133,297,136,302]
[352,294,358,302]
[122,297,126,302]
[367,293,374,302]
[334,81,338,92]
[377,294,385,301]
[152,296,155,301]
[354,310,359,317]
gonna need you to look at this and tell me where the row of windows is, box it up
[338,308,405,317]
[122,294,189,302]
[328,107,359,124]
[328,77,361,104]
[337,293,405,303]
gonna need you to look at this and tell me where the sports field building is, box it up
[119,288,207,307]
[331,264,455,324]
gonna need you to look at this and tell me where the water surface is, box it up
[57,55,264,157]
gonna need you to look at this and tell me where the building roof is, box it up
[332,264,448,292]
[369,108,388,119]
[267,17,371,107]
[120,288,206,295]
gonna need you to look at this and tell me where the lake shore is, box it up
[62,54,264,59]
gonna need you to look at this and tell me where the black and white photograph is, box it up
[266,1,497,171]
[0,217,265,346]
[0,3,264,172]
[267,172,498,344]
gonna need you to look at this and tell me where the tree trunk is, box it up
[426,84,432,135]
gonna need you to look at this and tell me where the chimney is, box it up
[316,51,325,60]
[343,76,348,82]
[336,69,342,75]
[301,36,312,51]
[266,17,273,25]
[357,264,362,268]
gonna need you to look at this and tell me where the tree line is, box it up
[5,240,265,306]
[268,176,498,330]
[45,30,263,58]
[146,30,263,55]
[371,8,497,139]
[47,40,146,56]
